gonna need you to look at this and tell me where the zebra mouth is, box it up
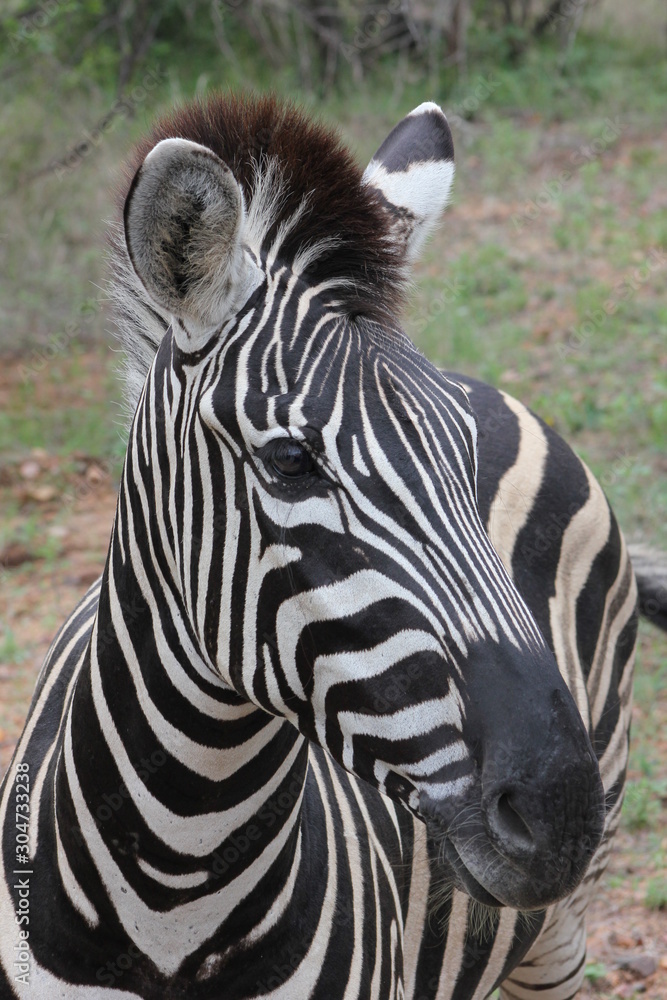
[436,834,505,908]
[420,785,596,911]
[421,796,506,907]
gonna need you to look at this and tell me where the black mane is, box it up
[119,92,405,319]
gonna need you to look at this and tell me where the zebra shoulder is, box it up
[449,374,636,721]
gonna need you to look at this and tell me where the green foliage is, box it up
[622,777,667,832]
[0,350,126,469]
[584,962,608,983]
[645,877,667,911]
[0,627,28,665]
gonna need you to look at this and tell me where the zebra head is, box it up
[119,96,604,913]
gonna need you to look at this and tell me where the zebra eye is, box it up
[264,439,315,479]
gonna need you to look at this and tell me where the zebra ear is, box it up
[362,102,455,266]
[123,138,260,351]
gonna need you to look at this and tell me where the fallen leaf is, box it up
[85,464,108,485]
[25,485,57,503]
[611,932,640,950]
[64,569,102,588]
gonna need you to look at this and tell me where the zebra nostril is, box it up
[486,791,536,858]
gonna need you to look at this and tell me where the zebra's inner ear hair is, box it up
[362,102,455,266]
[123,137,260,351]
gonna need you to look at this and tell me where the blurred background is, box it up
[0,1,666,993]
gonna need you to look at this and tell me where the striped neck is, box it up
[53,490,310,974]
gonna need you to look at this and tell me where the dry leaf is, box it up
[26,485,57,503]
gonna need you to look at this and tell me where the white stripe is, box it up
[327,765,366,1000]
[108,574,280,780]
[589,548,637,729]
[55,790,100,928]
[347,768,406,1000]
[276,571,461,701]
[549,464,611,730]
[470,907,518,999]
[63,712,304,976]
[403,821,430,1000]
[436,890,469,1000]
[262,755,338,999]
[351,434,371,476]
[135,856,210,889]
[88,619,302,855]
[487,392,548,569]
[240,828,303,947]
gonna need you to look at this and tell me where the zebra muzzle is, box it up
[421,767,603,911]
[419,687,605,911]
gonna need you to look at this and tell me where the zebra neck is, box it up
[54,537,310,954]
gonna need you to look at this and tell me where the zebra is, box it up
[0,93,664,1000]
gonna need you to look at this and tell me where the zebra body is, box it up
[0,96,645,999]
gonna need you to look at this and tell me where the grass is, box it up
[584,962,608,984]
[620,622,667,866]
[0,512,60,562]
[0,347,126,468]
[645,877,667,911]
[622,778,665,832]
[0,627,28,666]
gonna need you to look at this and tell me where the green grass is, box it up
[618,623,667,892]
[0,627,28,666]
[623,778,665,831]
[0,348,126,467]
[0,403,123,460]
[584,962,608,984]
[645,876,667,911]
[625,626,667,723]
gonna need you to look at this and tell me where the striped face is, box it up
[123,104,604,911]
[159,276,531,798]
